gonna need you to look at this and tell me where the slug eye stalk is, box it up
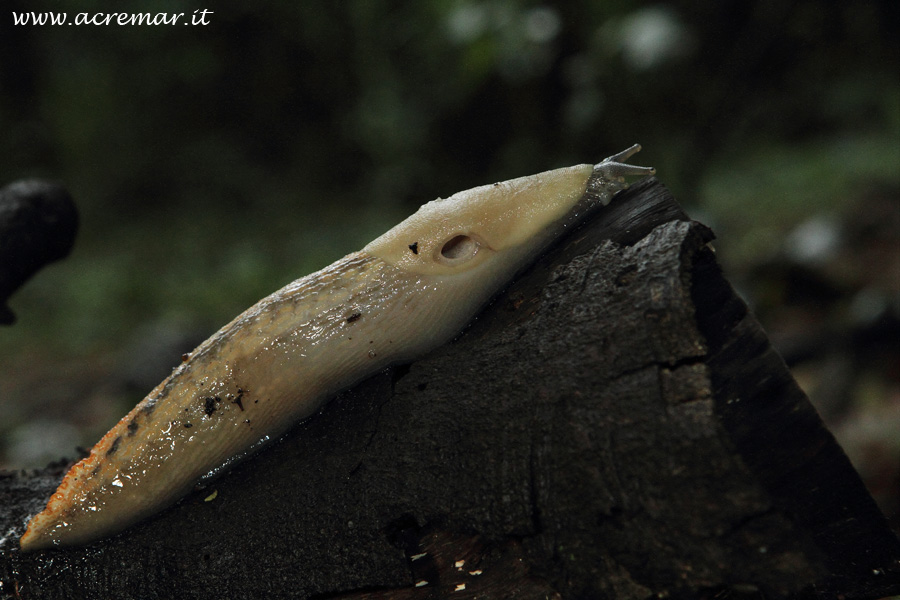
[589,144,657,206]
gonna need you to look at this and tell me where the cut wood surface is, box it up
[1,179,897,599]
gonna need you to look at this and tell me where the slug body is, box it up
[20,146,653,551]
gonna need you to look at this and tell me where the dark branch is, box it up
[0,179,78,325]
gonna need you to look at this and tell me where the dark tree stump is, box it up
[1,179,897,599]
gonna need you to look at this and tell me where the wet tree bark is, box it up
[1,179,897,600]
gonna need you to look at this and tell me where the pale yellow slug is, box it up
[19,145,654,551]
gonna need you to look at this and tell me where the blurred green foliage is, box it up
[0,0,898,467]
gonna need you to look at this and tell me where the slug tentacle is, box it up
[588,144,656,206]
[20,146,653,551]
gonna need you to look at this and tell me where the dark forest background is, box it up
[1,1,898,530]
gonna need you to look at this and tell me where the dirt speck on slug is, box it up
[105,436,121,457]
[203,396,222,416]
[232,389,245,411]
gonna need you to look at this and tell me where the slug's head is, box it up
[363,145,654,277]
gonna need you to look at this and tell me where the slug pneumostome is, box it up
[19,145,654,551]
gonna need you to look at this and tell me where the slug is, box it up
[19,145,654,552]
